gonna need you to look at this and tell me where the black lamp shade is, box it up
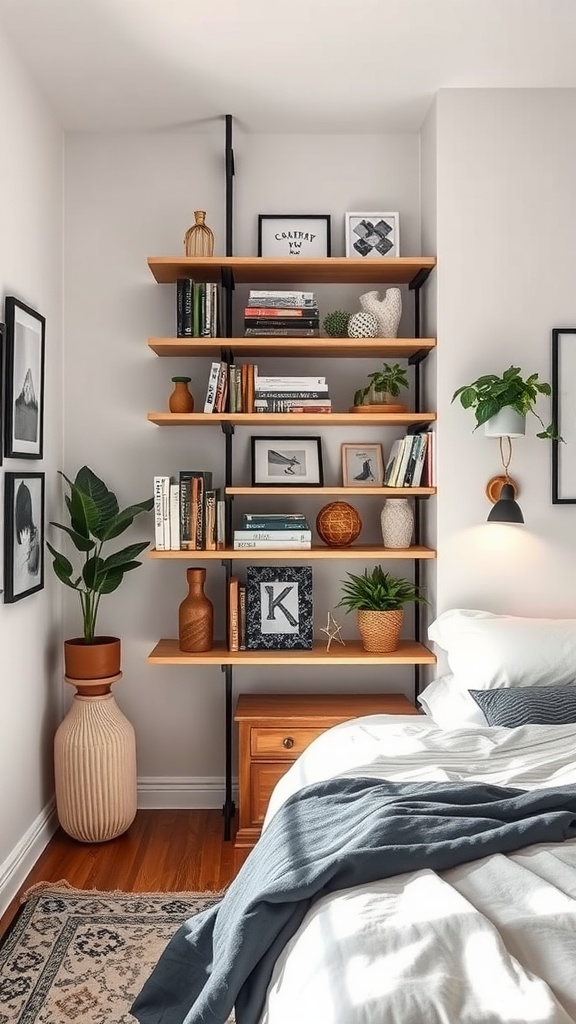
[487,483,525,524]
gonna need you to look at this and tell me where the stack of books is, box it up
[233,513,312,550]
[255,374,330,413]
[153,471,225,550]
[176,279,221,338]
[244,290,320,337]
[383,430,433,488]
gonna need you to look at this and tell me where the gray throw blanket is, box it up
[131,778,576,1024]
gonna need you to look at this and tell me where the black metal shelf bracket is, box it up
[221,663,236,839]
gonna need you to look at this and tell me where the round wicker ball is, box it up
[348,311,379,339]
[316,502,362,547]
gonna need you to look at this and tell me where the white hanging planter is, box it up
[484,407,526,438]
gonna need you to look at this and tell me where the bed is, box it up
[132,609,576,1024]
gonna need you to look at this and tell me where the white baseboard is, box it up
[137,776,239,809]
[0,798,58,917]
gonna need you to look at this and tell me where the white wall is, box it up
[63,130,422,805]
[0,26,63,910]
[434,89,576,620]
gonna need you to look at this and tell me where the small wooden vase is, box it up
[179,567,214,652]
[183,211,215,257]
[169,376,194,413]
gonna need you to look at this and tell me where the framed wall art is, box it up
[257,215,331,257]
[4,296,45,459]
[345,212,400,258]
[246,565,313,650]
[4,471,45,602]
[341,442,384,486]
[251,435,324,487]
[552,327,576,503]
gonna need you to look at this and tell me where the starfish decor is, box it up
[320,611,346,652]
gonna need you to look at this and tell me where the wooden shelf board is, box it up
[148,638,437,666]
[148,337,436,359]
[148,411,436,427]
[148,545,436,560]
[147,256,436,286]
[226,485,436,496]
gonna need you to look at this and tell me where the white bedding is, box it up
[260,716,576,1024]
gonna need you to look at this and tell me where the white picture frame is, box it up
[251,435,324,487]
[341,443,384,487]
[345,212,400,258]
[258,215,331,258]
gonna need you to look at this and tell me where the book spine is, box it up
[204,362,221,413]
[246,364,255,414]
[239,586,247,650]
[193,282,202,337]
[254,389,328,399]
[254,399,331,411]
[403,435,422,487]
[228,577,240,651]
[202,283,212,337]
[181,279,193,337]
[244,307,315,317]
[243,513,307,521]
[204,489,217,550]
[213,362,227,413]
[248,290,316,305]
[241,521,309,531]
[169,483,180,550]
[176,280,184,337]
[216,498,226,549]
[411,434,428,487]
[233,539,312,549]
[244,328,320,337]
[153,476,168,550]
[255,376,326,388]
[234,530,312,542]
[245,318,319,330]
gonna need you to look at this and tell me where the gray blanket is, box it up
[131,777,576,1024]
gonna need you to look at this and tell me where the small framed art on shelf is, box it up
[4,296,45,459]
[258,215,331,257]
[341,443,384,486]
[246,565,313,650]
[345,212,400,258]
[3,471,45,603]
[251,435,324,486]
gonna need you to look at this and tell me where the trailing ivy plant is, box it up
[452,365,563,441]
[337,566,427,613]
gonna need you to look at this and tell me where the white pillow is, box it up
[418,676,487,729]
[428,608,576,691]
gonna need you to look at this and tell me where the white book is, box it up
[255,377,326,389]
[392,436,414,487]
[233,530,312,542]
[204,361,221,413]
[169,483,180,550]
[233,539,312,549]
[411,435,428,487]
[153,475,170,550]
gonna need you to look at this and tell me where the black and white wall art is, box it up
[4,472,45,602]
[341,442,384,486]
[246,565,313,650]
[258,215,331,257]
[345,212,400,258]
[552,327,576,502]
[4,296,45,459]
[251,435,323,487]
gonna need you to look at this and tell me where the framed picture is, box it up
[4,471,45,602]
[552,328,576,503]
[345,212,400,258]
[258,215,331,258]
[341,443,384,487]
[4,296,45,459]
[251,435,324,487]
[246,565,313,650]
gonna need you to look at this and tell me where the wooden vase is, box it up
[169,376,194,413]
[178,567,214,652]
[183,211,215,257]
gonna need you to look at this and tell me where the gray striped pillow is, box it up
[469,685,576,727]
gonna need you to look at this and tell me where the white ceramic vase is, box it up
[380,498,414,549]
[484,407,526,438]
[360,288,402,338]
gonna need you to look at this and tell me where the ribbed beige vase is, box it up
[54,675,137,843]
[357,609,404,653]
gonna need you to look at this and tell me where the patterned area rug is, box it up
[0,882,232,1024]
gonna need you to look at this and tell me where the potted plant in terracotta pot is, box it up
[47,466,153,679]
[451,365,562,440]
[353,362,409,412]
[337,565,427,653]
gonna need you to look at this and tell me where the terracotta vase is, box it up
[179,567,214,652]
[169,376,194,413]
[183,211,215,257]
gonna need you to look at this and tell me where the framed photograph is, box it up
[251,435,324,487]
[258,215,331,258]
[552,328,576,503]
[341,443,384,487]
[4,296,45,459]
[4,471,44,602]
[246,565,313,650]
[345,212,400,258]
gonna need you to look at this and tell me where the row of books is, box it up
[233,514,311,550]
[203,365,330,414]
[245,289,319,337]
[176,279,221,338]
[153,472,225,551]
[384,430,435,488]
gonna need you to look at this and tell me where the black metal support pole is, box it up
[225,114,234,258]
[221,664,235,839]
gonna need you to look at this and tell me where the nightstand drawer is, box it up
[251,726,324,759]
[250,763,292,824]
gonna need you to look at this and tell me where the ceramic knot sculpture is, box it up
[360,288,402,338]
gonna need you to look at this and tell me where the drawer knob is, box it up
[282,736,295,749]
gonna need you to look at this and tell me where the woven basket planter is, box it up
[357,609,404,653]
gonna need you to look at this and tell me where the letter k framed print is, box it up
[246,566,313,649]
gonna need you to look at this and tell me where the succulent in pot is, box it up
[337,565,427,653]
[451,365,563,441]
[47,466,153,679]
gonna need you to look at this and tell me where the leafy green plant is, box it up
[353,362,409,407]
[47,467,154,643]
[323,309,351,338]
[337,566,427,612]
[452,365,563,441]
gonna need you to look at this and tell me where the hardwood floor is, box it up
[0,810,236,940]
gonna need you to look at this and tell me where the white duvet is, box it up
[259,716,576,1024]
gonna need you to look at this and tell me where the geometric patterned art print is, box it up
[345,212,400,258]
[246,565,313,649]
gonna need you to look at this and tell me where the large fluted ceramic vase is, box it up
[360,288,402,338]
[179,567,214,652]
[380,498,414,549]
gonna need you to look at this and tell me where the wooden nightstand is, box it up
[233,692,417,871]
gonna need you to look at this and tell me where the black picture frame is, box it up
[0,323,4,468]
[552,327,576,503]
[257,215,331,258]
[4,296,45,459]
[246,565,313,650]
[4,471,45,602]
[251,435,324,487]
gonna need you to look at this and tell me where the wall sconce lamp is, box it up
[485,436,525,524]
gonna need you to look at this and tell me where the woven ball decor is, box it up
[316,501,362,547]
[348,311,379,339]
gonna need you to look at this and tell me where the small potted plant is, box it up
[47,467,153,679]
[353,362,409,411]
[452,365,562,440]
[337,565,427,653]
